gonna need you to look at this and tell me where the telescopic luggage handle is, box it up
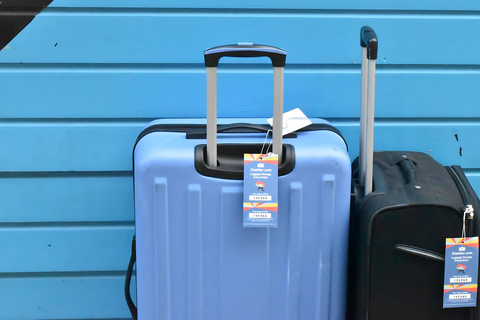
[358,26,378,196]
[203,43,286,167]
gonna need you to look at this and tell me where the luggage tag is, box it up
[443,237,479,308]
[267,108,312,136]
[243,153,278,228]
[444,209,479,308]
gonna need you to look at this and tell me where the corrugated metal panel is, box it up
[0,2,477,319]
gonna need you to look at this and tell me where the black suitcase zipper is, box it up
[446,166,476,237]
[446,166,478,320]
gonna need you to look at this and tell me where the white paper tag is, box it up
[267,108,312,136]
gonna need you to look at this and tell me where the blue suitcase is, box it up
[127,44,351,320]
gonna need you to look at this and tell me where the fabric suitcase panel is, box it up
[369,205,463,320]
[134,120,351,320]
[349,151,478,320]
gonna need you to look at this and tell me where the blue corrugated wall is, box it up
[0,1,479,319]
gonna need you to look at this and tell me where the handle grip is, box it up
[360,26,378,60]
[395,244,445,262]
[186,123,297,140]
[204,43,287,67]
[398,159,417,184]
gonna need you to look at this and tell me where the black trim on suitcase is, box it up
[194,143,295,180]
[133,122,347,180]
[134,123,346,147]
[125,235,137,320]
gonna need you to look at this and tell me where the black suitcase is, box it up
[348,27,480,320]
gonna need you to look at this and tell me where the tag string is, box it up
[462,209,467,243]
[461,205,474,243]
[260,129,273,156]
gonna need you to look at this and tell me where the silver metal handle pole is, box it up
[207,66,284,166]
[359,47,368,185]
[272,67,284,161]
[206,67,217,167]
[364,60,376,196]
[204,44,286,168]
[359,26,378,196]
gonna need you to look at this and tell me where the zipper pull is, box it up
[464,205,474,219]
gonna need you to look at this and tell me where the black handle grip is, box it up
[360,26,378,60]
[186,123,297,140]
[398,159,417,184]
[395,244,445,262]
[217,123,272,133]
[204,43,286,67]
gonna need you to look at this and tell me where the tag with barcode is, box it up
[443,237,479,308]
[243,154,278,228]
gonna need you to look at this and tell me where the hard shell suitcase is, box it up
[348,27,480,320]
[128,44,352,320]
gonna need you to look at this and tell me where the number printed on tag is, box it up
[249,213,271,219]
[449,294,472,300]
[450,278,472,283]
[249,196,271,201]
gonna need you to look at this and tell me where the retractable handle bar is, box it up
[204,43,286,67]
[203,43,286,167]
[359,27,378,196]
[360,27,378,60]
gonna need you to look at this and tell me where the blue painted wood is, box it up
[0,2,478,319]
[0,68,479,118]
[0,123,476,171]
[1,14,480,65]
[49,0,480,10]
[0,276,134,319]
[0,226,133,272]
[0,175,133,222]
[1,172,479,225]
[466,173,480,196]
[0,124,142,171]
[0,168,478,225]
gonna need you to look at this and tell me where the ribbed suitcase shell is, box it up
[133,118,351,320]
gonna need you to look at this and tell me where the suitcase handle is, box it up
[358,26,378,196]
[204,44,285,167]
[217,123,275,134]
[360,27,378,60]
[204,43,286,67]
[125,236,137,320]
[186,123,298,140]
[395,244,445,262]
[398,159,417,184]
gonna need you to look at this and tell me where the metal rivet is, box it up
[415,186,421,189]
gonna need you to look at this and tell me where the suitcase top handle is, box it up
[203,43,286,168]
[360,27,378,60]
[204,43,286,68]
